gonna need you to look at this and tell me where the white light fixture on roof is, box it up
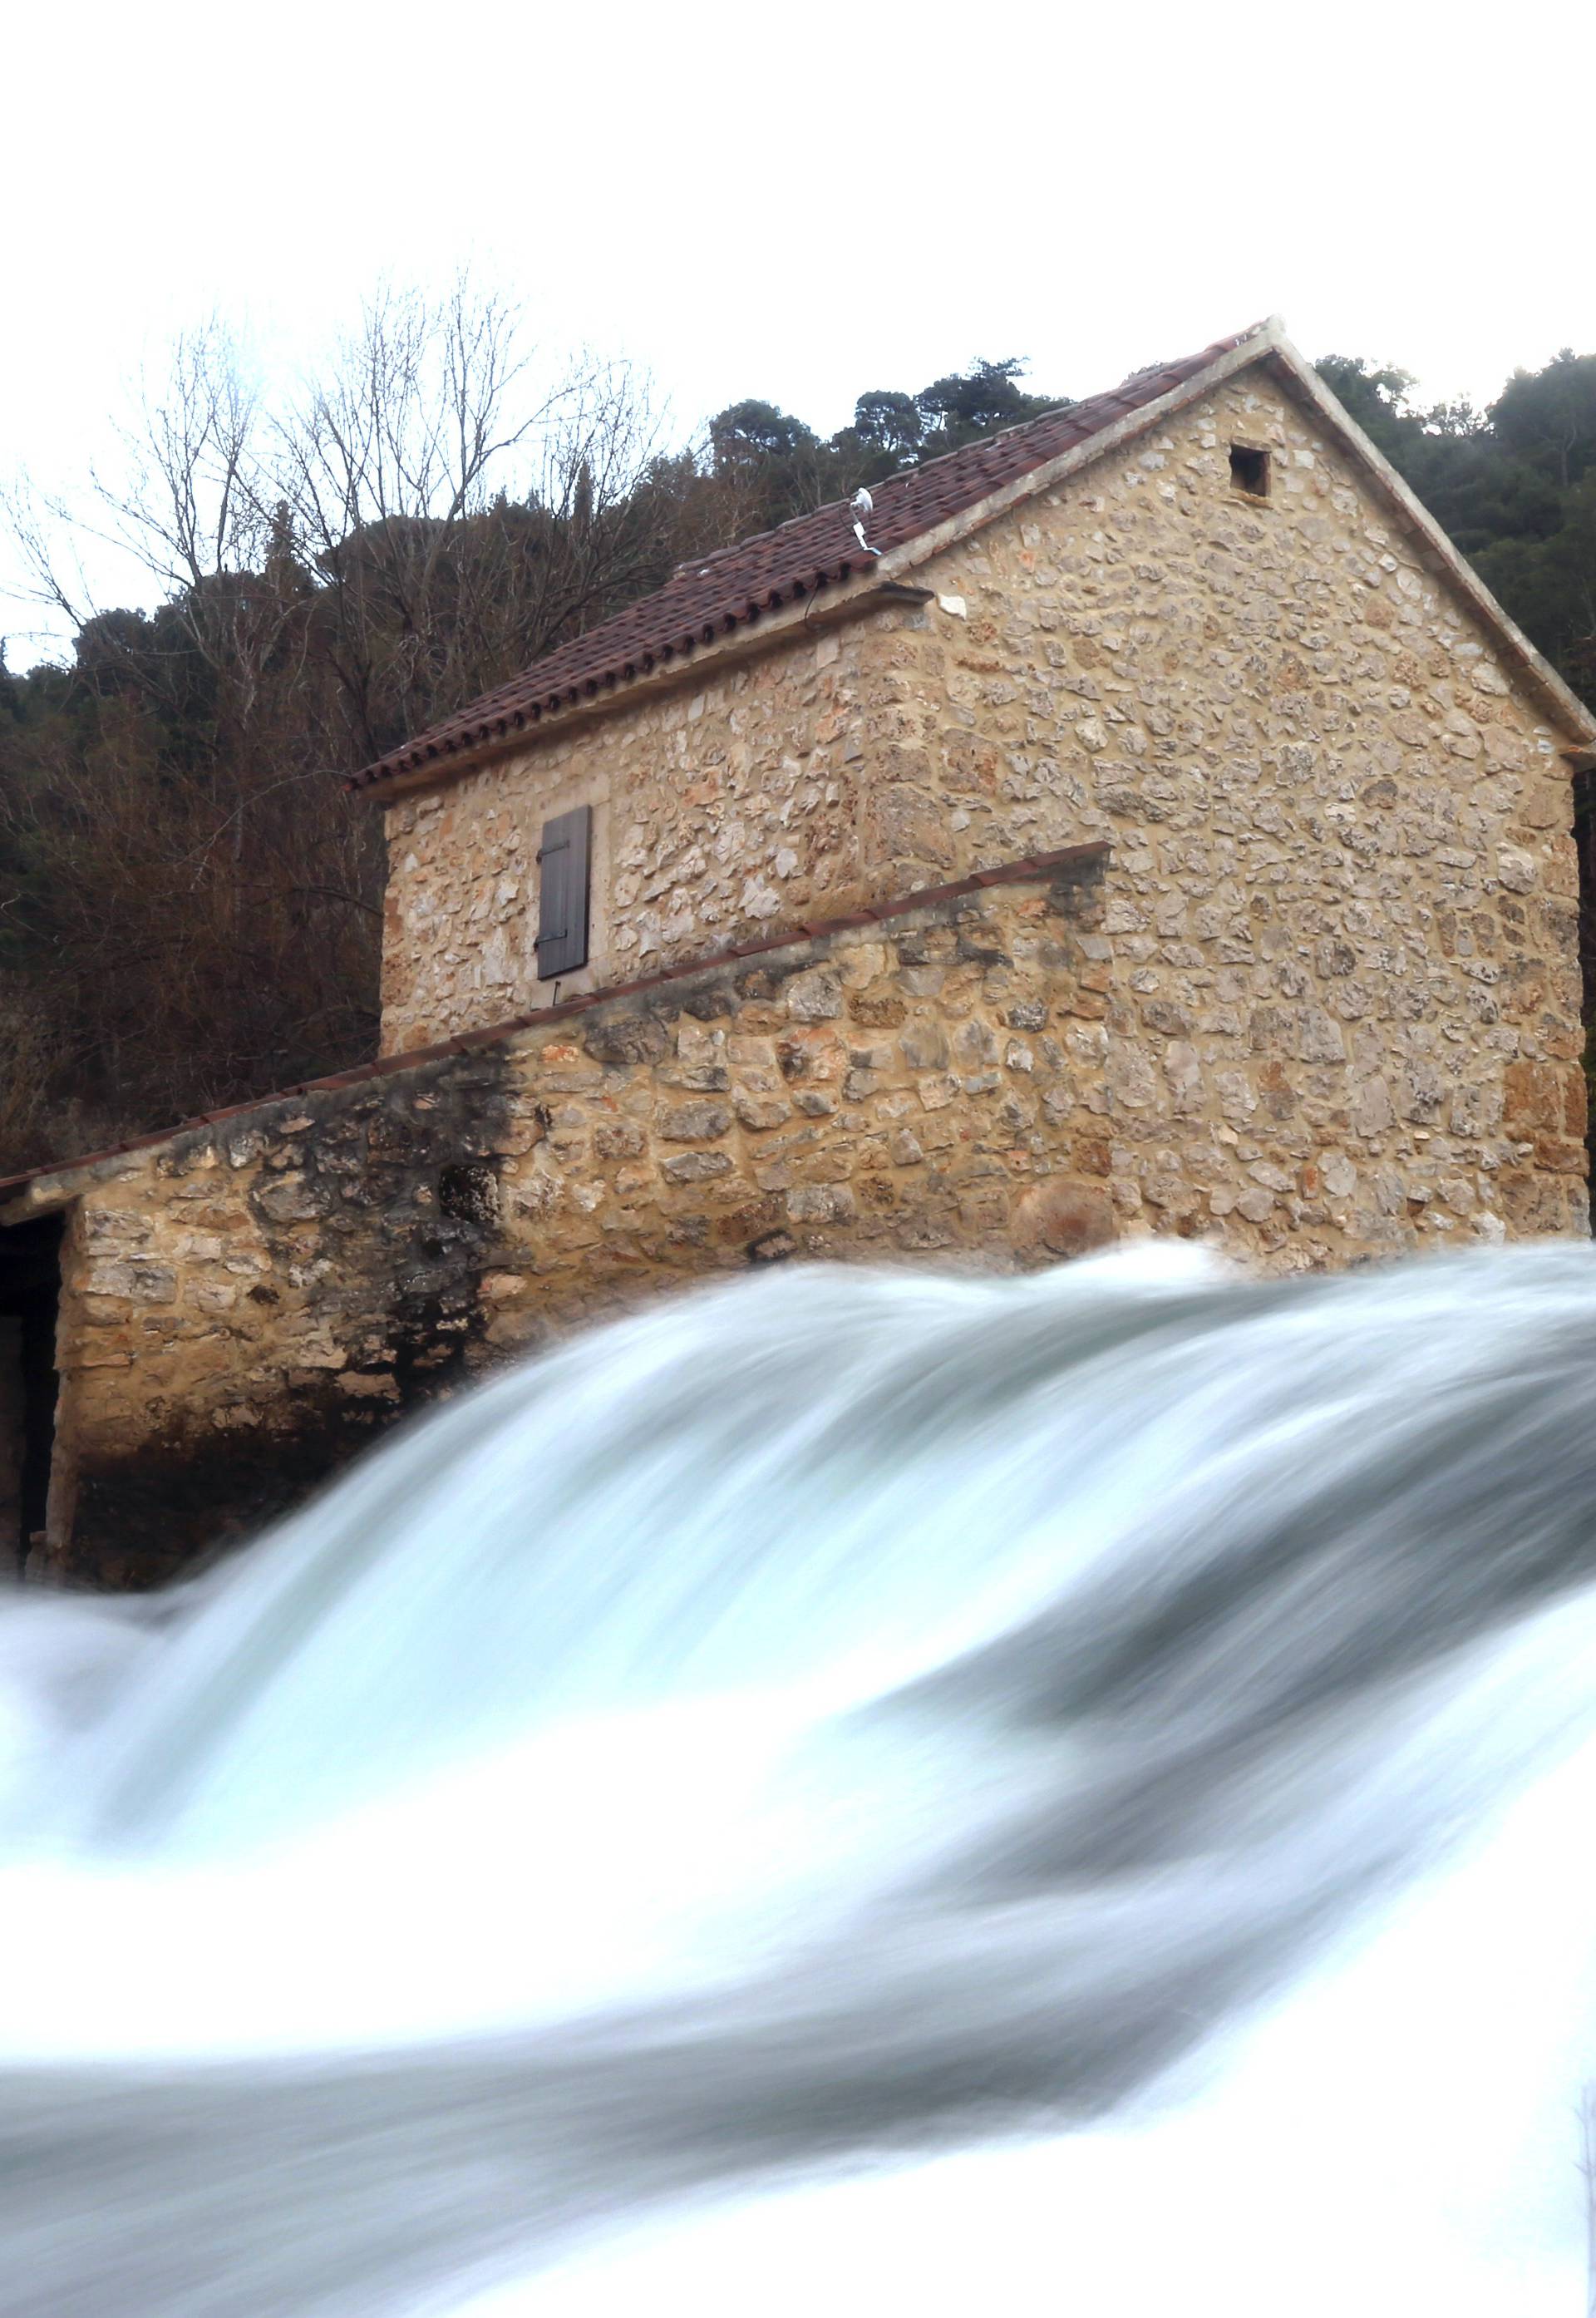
[851,487,882,560]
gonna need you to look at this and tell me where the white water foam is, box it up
[2,1243,1595,2314]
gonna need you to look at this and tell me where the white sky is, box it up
[3,0,1592,667]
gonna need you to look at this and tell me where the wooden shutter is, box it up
[535,805,592,979]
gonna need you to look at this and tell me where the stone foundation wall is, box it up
[17,860,1119,1587]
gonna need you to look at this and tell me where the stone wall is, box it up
[377,370,1588,1278]
[377,366,1588,1268]
[378,593,929,1055]
[885,369,1589,1260]
[16,859,1121,1587]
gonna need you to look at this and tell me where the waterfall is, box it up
[2,1241,1595,2316]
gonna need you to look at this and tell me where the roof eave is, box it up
[357,580,936,803]
[359,316,1596,799]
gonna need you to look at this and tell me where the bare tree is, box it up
[0,281,672,1170]
[268,280,670,761]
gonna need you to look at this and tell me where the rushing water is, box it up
[3,1241,1596,2316]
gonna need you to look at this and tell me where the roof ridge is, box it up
[672,393,1083,575]
[670,386,1105,584]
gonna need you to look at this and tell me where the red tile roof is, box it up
[350,323,1267,792]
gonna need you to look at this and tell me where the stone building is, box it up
[4,316,1594,1585]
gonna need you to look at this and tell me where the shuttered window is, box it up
[534,805,592,979]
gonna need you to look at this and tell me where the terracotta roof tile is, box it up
[350,323,1266,792]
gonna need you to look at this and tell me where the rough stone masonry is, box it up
[374,362,1590,1253]
[10,861,1114,1585]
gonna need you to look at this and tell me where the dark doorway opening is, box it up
[0,1215,64,1576]
[1575,768,1596,1223]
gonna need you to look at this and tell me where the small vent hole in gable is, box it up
[1229,443,1271,501]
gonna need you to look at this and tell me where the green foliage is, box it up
[850,391,921,466]
[1490,352,1596,491]
[702,356,1069,528]
[914,356,1061,451]
[709,401,819,466]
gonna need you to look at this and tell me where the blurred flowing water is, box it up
[2,1243,1596,2315]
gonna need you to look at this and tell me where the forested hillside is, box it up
[2,295,1593,1177]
